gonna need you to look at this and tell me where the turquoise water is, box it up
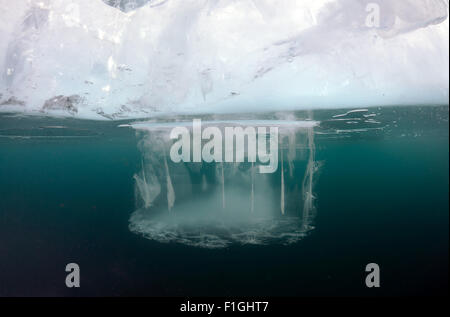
[0,105,448,296]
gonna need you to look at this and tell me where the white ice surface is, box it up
[0,0,448,119]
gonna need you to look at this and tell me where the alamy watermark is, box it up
[65,263,80,288]
[365,263,380,288]
[365,3,380,28]
[169,119,279,173]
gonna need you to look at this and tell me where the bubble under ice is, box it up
[0,0,448,119]
[128,120,319,248]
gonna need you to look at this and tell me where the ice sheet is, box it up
[0,0,448,119]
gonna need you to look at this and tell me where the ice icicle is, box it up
[133,157,160,208]
[202,174,208,191]
[163,150,175,212]
[280,148,285,215]
[301,124,316,229]
[250,161,254,213]
[288,132,296,178]
[221,162,225,209]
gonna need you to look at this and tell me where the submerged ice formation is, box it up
[128,119,319,248]
[0,0,448,119]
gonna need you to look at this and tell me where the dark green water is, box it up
[0,105,448,296]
